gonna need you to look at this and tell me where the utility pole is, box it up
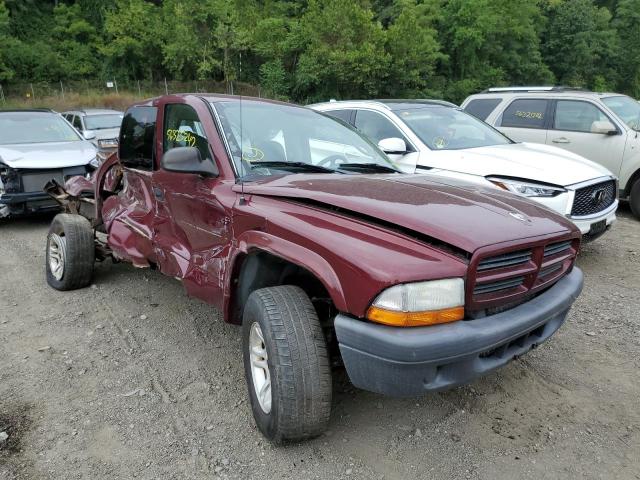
[30,83,36,102]
[60,80,65,101]
[164,77,169,95]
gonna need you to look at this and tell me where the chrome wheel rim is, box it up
[48,233,66,281]
[249,322,272,414]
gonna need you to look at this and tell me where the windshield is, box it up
[0,112,81,145]
[398,106,512,150]
[211,101,397,177]
[84,113,124,130]
[602,96,640,131]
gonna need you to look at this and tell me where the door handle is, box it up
[552,137,570,144]
[152,186,164,201]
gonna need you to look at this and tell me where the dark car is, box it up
[45,94,583,443]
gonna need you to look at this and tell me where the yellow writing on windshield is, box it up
[166,129,196,147]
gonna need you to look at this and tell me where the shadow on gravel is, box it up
[0,403,33,462]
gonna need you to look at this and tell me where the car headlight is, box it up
[98,138,118,149]
[89,157,101,169]
[366,278,465,327]
[487,177,565,197]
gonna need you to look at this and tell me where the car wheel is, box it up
[46,213,95,290]
[630,178,640,220]
[242,285,332,443]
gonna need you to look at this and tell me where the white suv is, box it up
[461,87,640,219]
[310,99,617,241]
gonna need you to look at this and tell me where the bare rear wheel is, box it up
[46,214,95,291]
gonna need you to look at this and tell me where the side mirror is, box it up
[591,120,617,135]
[378,137,407,155]
[83,130,97,140]
[161,146,218,176]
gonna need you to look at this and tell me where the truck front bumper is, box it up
[334,267,583,397]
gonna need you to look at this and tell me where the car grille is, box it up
[20,167,87,193]
[570,180,616,217]
[467,237,578,314]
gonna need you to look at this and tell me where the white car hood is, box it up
[0,141,96,169]
[425,142,613,187]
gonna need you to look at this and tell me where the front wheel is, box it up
[630,178,640,220]
[46,213,95,290]
[242,285,332,443]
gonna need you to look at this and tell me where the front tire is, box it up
[630,178,640,220]
[46,214,95,290]
[242,285,332,443]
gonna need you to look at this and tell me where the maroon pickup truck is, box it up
[45,94,583,443]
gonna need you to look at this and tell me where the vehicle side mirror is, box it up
[378,137,407,155]
[83,130,97,140]
[161,146,218,176]
[591,120,617,135]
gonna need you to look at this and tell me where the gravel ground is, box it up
[1,206,639,480]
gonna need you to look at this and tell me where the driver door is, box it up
[152,101,232,304]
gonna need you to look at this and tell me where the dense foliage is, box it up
[0,0,639,103]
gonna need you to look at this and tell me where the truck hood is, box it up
[0,141,97,169]
[235,173,577,254]
[426,142,613,187]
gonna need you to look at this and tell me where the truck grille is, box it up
[467,237,579,313]
[570,180,616,217]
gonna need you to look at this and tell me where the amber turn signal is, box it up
[366,306,464,327]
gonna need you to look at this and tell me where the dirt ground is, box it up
[1,206,639,480]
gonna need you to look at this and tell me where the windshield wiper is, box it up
[248,161,340,174]
[336,163,400,173]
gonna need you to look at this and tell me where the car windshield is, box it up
[211,101,397,177]
[0,112,81,145]
[602,96,640,131]
[397,105,512,150]
[84,113,124,130]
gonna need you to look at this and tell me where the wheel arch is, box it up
[224,231,348,325]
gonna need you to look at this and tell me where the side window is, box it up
[119,106,157,170]
[500,99,549,129]
[464,98,502,121]
[163,103,211,162]
[324,109,353,124]
[72,115,83,131]
[354,110,408,146]
[553,100,610,133]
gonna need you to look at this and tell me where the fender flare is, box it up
[223,230,348,322]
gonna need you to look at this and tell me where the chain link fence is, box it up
[0,79,263,110]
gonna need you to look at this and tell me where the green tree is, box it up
[440,0,553,102]
[0,0,14,81]
[294,0,390,102]
[613,0,640,96]
[385,0,444,97]
[101,0,164,80]
[543,0,619,89]
[51,3,100,79]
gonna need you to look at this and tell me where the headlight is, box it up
[487,177,565,197]
[98,138,118,149]
[367,278,465,327]
[89,157,101,168]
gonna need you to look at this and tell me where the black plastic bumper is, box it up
[334,268,584,397]
[0,191,59,217]
[1,191,52,204]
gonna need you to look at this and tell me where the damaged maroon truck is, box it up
[45,94,584,443]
